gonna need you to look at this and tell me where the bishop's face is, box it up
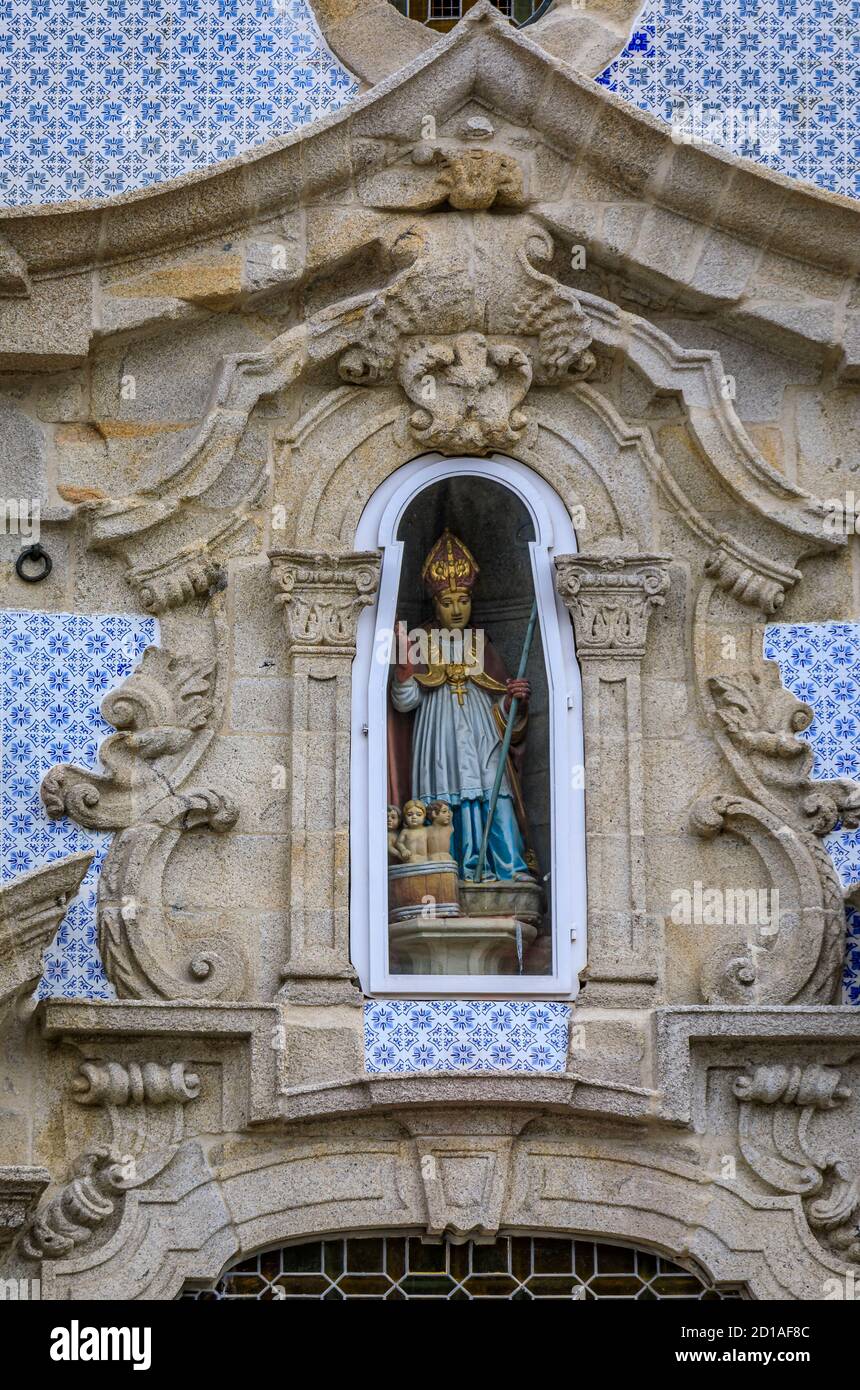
[433,588,472,631]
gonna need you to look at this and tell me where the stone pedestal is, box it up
[390,917,537,976]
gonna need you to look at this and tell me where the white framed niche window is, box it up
[351,454,586,997]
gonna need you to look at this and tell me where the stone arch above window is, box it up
[183,1233,748,1299]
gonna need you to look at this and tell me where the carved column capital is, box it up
[268,549,381,657]
[554,553,672,660]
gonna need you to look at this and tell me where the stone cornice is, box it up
[0,3,856,307]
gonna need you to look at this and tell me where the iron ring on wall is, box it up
[15,542,52,583]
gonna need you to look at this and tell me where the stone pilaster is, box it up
[555,554,672,1007]
[268,548,381,1004]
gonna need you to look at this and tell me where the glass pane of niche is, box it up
[385,476,552,979]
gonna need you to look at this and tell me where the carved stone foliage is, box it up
[733,1064,860,1265]
[39,647,248,1003]
[554,554,672,659]
[336,227,595,455]
[709,664,860,840]
[72,1061,201,1108]
[268,550,381,656]
[690,794,846,1005]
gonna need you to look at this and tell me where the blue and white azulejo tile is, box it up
[0,0,358,207]
[364,998,571,1074]
[765,621,860,1004]
[0,609,158,998]
[597,0,860,201]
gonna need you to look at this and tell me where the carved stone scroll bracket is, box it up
[72,1061,201,1108]
[555,554,672,1006]
[0,851,93,1022]
[269,549,381,1004]
[39,648,248,1002]
[733,1063,860,1266]
[690,794,846,1005]
[704,542,801,616]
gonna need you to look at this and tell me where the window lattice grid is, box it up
[184,1235,745,1300]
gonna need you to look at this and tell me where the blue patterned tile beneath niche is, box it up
[765,622,860,1005]
[597,0,859,201]
[0,0,358,207]
[0,609,159,998]
[364,999,570,1074]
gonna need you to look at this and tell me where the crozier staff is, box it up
[388,529,536,883]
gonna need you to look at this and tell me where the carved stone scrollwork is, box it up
[708,663,860,838]
[704,543,800,615]
[72,1061,201,1107]
[397,332,531,453]
[690,794,846,1005]
[336,228,595,455]
[16,1149,130,1262]
[554,554,672,659]
[733,1064,860,1265]
[0,1167,50,1250]
[268,549,381,656]
[129,552,226,615]
[39,647,248,1002]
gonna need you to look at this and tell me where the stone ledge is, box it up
[656,1005,860,1123]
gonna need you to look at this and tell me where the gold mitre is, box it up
[421,529,479,596]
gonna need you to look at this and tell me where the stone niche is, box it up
[0,2,859,1302]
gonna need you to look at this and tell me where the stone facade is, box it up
[1,3,860,1301]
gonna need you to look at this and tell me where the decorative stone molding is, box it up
[0,1167,50,1250]
[410,139,529,211]
[554,553,672,659]
[40,647,248,1002]
[72,1061,201,1108]
[405,1124,524,1241]
[0,851,92,1015]
[690,794,845,1005]
[704,543,800,615]
[17,1149,130,1262]
[336,227,594,454]
[268,549,381,656]
[733,1063,860,1265]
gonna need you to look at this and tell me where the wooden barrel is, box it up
[387,861,460,923]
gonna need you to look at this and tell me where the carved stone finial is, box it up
[268,549,381,656]
[554,554,672,659]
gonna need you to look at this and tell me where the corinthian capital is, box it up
[268,548,381,655]
[554,553,672,659]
